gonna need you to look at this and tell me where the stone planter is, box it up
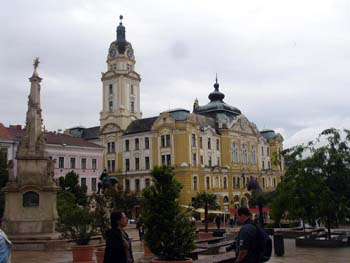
[71,244,95,263]
[143,241,154,256]
[95,248,105,263]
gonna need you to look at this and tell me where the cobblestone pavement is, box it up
[12,225,350,263]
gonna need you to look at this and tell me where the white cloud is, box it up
[1,0,350,149]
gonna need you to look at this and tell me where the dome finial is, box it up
[119,15,123,24]
[214,73,219,91]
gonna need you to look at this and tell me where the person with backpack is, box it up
[235,207,272,263]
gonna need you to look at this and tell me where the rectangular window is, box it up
[161,135,165,148]
[200,155,204,165]
[130,101,135,113]
[91,178,96,192]
[125,179,130,191]
[192,153,197,167]
[193,177,198,191]
[262,160,265,170]
[166,134,171,147]
[59,157,64,169]
[130,84,134,95]
[135,157,140,170]
[81,158,86,170]
[92,159,97,170]
[217,157,220,166]
[216,139,220,151]
[208,156,212,167]
[145,156,150,170]
[109,101,113,112]
[81,177,86,187]
[223,177,227,189]
[233,177,236,188]
[108,142,115,153]
[109,84,113,94]
[161,154,171,165]
[206,177,210,190]
[70,158,76,169]
[125,159,130,171]
[125,140,129,151]
[108,160,115,172]
[135,138,139,150]
[261,146,264,156]
[267,147,270,156]
[199,137,203,149]
[208,138,211,150]
[145,137,150,149]
[191,134,196,147]
[135,179,140,192]
[166,154,171,165]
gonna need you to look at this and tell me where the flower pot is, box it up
[95,248,105,263]
[71,244,95,263]
[152,258,192,263]
[143,241,154,256]
[198,231,213,239]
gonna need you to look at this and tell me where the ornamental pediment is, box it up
[230,116,257,135]
[152,113,174,130]
[100,123,122,134]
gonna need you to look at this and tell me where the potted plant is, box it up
[142,166,196,263]
[192,192,219,238]
[56,205,97,263]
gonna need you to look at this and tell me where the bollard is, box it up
[273,233,285,256]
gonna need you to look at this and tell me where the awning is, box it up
[181,206,225,214]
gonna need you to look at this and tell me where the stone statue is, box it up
[7,160,15,182]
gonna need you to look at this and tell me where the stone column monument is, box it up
[2,58,60,246]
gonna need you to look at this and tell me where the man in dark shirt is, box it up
[235,207,259,263]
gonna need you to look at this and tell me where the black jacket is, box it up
[103,228,134,263]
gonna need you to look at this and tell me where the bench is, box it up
[195,251,236,263]
[195,237,225,244]
[188,248,208,260]
[197,240,234,254]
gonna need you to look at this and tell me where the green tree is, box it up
[192,192,219,232]
[142,166,196,260]
[111,186,138,218]
[272,128,350,238]
[0,152,8,217]
[59,171,87,206]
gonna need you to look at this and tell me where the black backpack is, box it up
[250,223,272,262]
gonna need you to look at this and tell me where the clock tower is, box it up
[100,15,142,134]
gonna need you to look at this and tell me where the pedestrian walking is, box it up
[104,211,134,263]
[235,207,259,263]
[215,215,222,229]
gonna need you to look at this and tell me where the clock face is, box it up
[109,48,117,58]
[126,48,133,59]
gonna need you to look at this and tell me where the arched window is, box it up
[242,144,248,164]
[251,145,257,164]
[232,142,238,163]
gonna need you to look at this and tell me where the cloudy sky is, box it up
[1,0,350,148]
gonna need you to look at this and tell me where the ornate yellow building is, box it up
[99,16,284,211]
